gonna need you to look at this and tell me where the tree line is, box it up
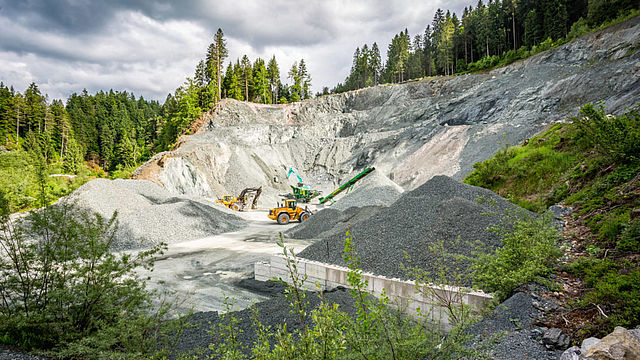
[156,28,313,150]
[0,83,163,173]
[0,28,315,171]
[333,0,638,92]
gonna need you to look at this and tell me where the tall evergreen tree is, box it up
[267,56,280,104]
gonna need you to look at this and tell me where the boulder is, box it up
[582,327,640,360]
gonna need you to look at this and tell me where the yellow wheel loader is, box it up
[268,198,312,225]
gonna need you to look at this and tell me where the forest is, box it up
[332,0,639,92]
[0,29,308,176]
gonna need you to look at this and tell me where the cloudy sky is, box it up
[0,0,467,103]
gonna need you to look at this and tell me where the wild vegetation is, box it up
[200,233,486,360]
[0,150,185,359]
[464,103,640,338]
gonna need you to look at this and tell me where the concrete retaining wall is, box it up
[255,255,493,329]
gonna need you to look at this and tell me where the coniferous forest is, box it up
[332,0,639,93]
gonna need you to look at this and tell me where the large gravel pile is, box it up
[285,205,384,240]
[68,179,246,250]
[329,171,404,211]
[298,175,530,283]
[168,286,358,358]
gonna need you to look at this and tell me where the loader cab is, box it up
[286,199,297,209]
[223,195,233,202]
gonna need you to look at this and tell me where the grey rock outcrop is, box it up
[134,17,640,206]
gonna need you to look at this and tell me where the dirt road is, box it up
[137,210,312,313]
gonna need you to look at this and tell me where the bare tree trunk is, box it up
[512,11,517,50]
[217,53,221,102]
[16,109,20,148]
[486,37,489,57]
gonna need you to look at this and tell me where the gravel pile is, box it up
[298,175,529,283]
[466,291,563,360]
[329,171,404,211]
[168,286,358,358]
[285,205,383,240]
[68,179,246,250]
[0,345,49,360]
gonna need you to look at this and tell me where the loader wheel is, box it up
[231,203,240,211]
[299,212,310,222]
[277,213,290,225]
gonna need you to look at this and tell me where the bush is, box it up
[567,18,591,40]
[618,218,640,252]
[569,258,640,336]
[573,103,640,164]
[0,187,178,357]
[471,212,562,301]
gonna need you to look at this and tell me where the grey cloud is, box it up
[0,0,472,101]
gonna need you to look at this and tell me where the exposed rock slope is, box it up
[134,17,640,204]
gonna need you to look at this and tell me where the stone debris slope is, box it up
[134,17,640,201]
[298,175,529,282]
[285,205,384,240]
[68,178,246,250]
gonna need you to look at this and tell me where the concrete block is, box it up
[303,276,326,290]
[326,266,348,284]
[462,292,493,309]
[305,261,327,279]
[269,255,289,271]
[361,273,376,293]
[269,267,291,282]
[254,262,271,281]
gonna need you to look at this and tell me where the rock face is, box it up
[134,17,640,204]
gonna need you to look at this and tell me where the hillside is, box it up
[133,16,640,204]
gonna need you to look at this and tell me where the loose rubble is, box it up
[68,178,246,250]
[560,326,640,360]
[327,170,403,211]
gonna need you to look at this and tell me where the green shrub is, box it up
[573,103,640,164]
[569,258,640,335]
[618,218,640,252]
[471,212,562,301]
[210,233,484,359]
[567,18,592,40]
[0,185,180,357]
[598,213,629,243]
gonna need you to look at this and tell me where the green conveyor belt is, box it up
[319,167,375,204]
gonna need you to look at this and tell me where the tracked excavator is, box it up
[285,168,322,203]
[216,186,262,211]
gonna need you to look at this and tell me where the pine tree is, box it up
[298,59,312,99]
[267,56,280,104]
[252,58,270,104]
[288,62,301,102]
[371,43,382,85]
[241,55,252,101]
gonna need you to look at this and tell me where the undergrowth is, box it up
[464,102,640,337]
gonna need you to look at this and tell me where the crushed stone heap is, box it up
[297,175,530,283]
[328,170,404,211]
[68,178,246,250]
